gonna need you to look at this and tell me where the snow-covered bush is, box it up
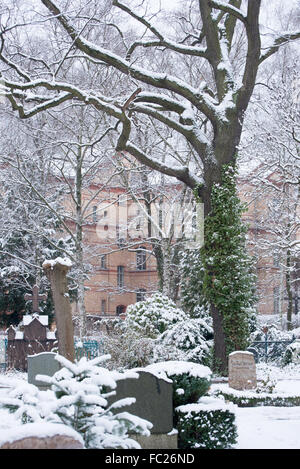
[175,397,237,449]
[145,361,212,408]
[0,381,50,424]
[282,340,300,366]
[101,319,154,370]
[0,354,152,449]
[154,318,213,367]
[125,293,187,338]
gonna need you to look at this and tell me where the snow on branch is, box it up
[40,0,217,123]
[1,78,123,120]
[259,31,300,64]
[208,0,246,23]
[126,38,207,61]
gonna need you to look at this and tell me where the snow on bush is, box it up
[154,317,213,367]
[100,319,155,370]
[0,354,152,449]
[125,293,187,338]
[175,396,237,449]
[124,293,213,367]
[282,340,300,366]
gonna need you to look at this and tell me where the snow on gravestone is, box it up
[228,351,257,390]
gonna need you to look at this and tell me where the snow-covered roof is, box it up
[23,315,48,326]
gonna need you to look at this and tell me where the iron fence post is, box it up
[265,333,268,362]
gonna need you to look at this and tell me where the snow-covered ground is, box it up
[0,363,300,449]
[224,363,300,449]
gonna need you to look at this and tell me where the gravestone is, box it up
[108,370,177,449]
[28,352,61,390]
[228,351,257,390]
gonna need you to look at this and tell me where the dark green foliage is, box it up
[179,248,209,319]
[172,373,211,408]
[176,406,237,449]
[201,164,257,356]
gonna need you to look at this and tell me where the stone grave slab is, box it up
[108,370,173,433]
[27,352,61,390]
[228,351,257,390]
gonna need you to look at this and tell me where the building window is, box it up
[92,205,97,223]
[116,304,126,315]
[136,209,144,230]
[101,299,106,314]
[100,254,107,269]
[117,265,124,288]
[136,289,146,302]
[118,194,127,206]
[136,247,146,271]
[273,286,280,314]
[273,251,280,267]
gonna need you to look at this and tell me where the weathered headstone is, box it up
[108,370,177,449]
[228,351,257,390]
[28,352,61,390]
[43,258,75,362]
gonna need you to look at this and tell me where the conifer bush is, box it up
[175,399,237,449]
[125,293,187,337]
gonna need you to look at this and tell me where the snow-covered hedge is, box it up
[154,318,213,367]
[175,397,237,449]
[212,386,300,408]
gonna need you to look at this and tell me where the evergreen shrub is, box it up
[125,293,187,338]
[175,399,237,449]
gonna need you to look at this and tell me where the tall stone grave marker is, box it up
[228,351,257,390]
